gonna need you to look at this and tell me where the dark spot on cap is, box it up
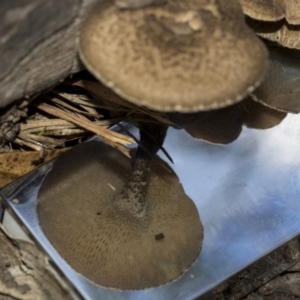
[155,233,165,240]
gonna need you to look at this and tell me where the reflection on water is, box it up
[1,114,300,299]
[36,143,204,291]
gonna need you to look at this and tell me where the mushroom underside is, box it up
[250,41,300,113]
[240,0,300,24]
[246,17,300,50]
[164,97,286,145]
[37,141,203,290]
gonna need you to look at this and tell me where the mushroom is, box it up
[246,18,300,50]
[73,78,287,144]
[78,0,267,112]
[240,0,300,50]
[166,97,286,145]
[37,123,203,290]
[238,2,300,112]
[240,0,300,25]
[251,41,300,113]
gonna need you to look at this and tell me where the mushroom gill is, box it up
[246,17,300,50]
[78,0,267,112]
[240,0,300,25]
[37,124,203,290]
[74,78,287,144]
[238,1,300,114]
[250,41,300,113]
[240,0,300,50]
[165,97,286,145]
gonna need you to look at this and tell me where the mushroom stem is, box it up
[115,123,168,218]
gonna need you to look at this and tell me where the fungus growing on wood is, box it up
[239,1,300,112]
[246,18,300,50]
[37,123,203,290]
[78,0,267,112]
[251,42,300,113]
[240,0,300,24]
[241,0,300,50]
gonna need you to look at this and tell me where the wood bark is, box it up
[0,0,98,109]
[0,223,82,300]
[200,237,300,299]
[1,207,300,300]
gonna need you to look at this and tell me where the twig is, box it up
[36,102,133,156]
[15,138,42,151]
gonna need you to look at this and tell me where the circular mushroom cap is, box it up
[251,41,300,113]
[78,0,267,112]
[240,0,300,25]
[37,142,203,290]
[246,17,300,50]
[183,97,286,145]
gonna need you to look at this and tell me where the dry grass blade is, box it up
[135,109,174,126]
[47,97,91,122]
[36,102,133,156]
[21,119,114,134]
[74,80,174,125]
[14,138,42,151]
[74,80,136,109]
[21,119,76,131]
[55,91,103,117]
[20,121,86,141]
[39,128,86,137]
[20,120,81,137]
[18,131,65,148]
[49,96,101,119]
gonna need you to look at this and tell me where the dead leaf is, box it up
[0,223,80,299]
[0,148,69,188]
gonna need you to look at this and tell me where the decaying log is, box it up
[0,223,82,300]
[0,0,98,109]
[0,99,28,147]
[200,238,300,300]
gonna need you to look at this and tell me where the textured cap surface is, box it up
[251,42,300,113]
[247,17,300,50]
[37,142,203,290]
[240,0,300,24]
[79,0,267,112]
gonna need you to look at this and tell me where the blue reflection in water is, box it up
[2,114,300,300]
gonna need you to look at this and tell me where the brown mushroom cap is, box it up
[183,97,286,145]
[37,142,203,290]
[240,0,300,24]
[246,17,300,50]
[251,42,300,113]
[78,0,267,112]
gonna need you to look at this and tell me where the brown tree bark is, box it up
[0,223,82,300]
[200,238,300,300]
[0,0,98,108]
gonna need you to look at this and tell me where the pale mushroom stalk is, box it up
[115,123,168,218]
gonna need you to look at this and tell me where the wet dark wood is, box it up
[0,223,82,300]
[0,0,98,109]
[200,237,300,300]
